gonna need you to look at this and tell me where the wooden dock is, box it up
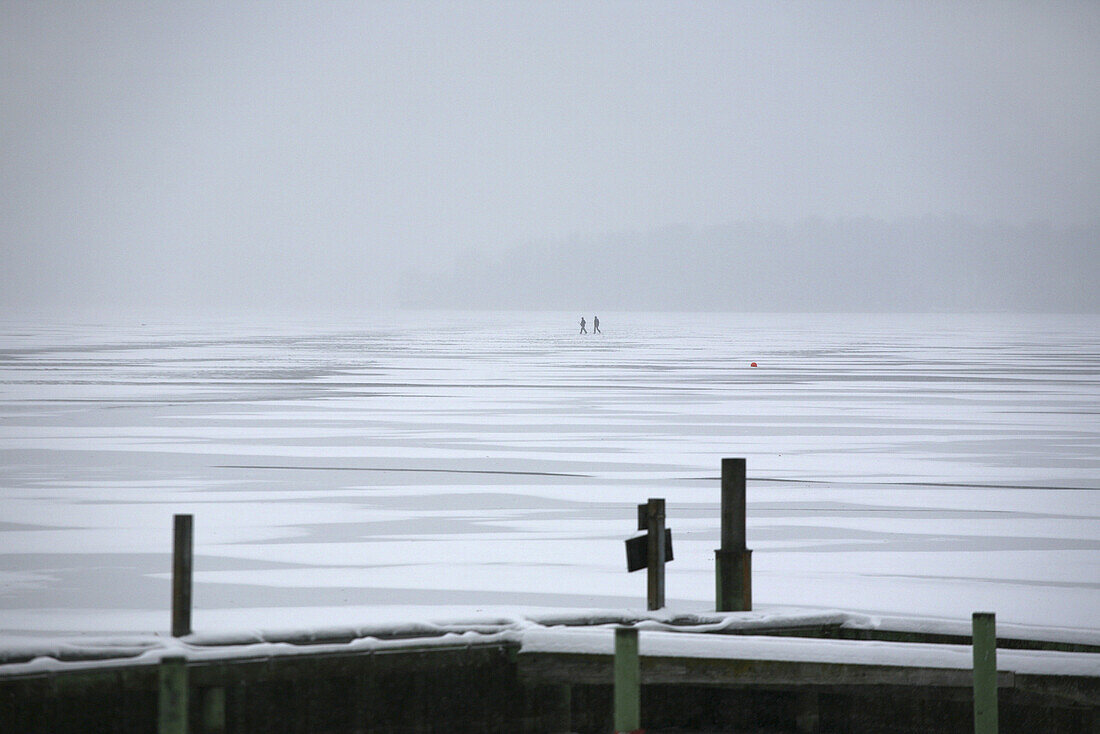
[2,612,1097,733]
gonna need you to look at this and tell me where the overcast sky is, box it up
[2,1,1098,314]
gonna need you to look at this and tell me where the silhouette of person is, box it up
[593,315,601,334]
[579,316,587,334]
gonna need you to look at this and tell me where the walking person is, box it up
[579,316,587,334]
[593,315,601,334]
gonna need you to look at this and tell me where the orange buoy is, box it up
[750,362,758,367]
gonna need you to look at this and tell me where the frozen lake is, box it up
[0,311,1097,635]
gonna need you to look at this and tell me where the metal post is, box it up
[716,458,752,611]
[158,656,188,734]
[646,498,666,611]
[614,627,640,734]
[172,514,193,637]
[973,611,998,734]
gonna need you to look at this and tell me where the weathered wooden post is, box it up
[973,611,998,734]
[716,458,752,611]
[158,655,188,734]
[172,514,193,637]
[614,626,641,734]
[626,501,673,610]
[646,498,666,611]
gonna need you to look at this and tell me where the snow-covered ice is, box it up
[0,311,1097,640]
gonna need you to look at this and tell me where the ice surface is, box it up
[0,312,1097,641]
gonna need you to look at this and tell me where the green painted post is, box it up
[973,611,998,734]
[158,656,188,734]
[614,627,640,734]
[716,458,752,611]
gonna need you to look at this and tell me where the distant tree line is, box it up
[400,218,1099,312]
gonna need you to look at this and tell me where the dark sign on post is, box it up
[625,529,674,572]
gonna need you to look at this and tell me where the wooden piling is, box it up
[720,458,746,551]
[716,458,752,611]
[158,656,188,734]
[614,627,640,734]
[973,612,998,734]
[172,514,193,638]
[646,498,666,611]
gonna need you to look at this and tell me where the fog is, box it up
[2,2,1098,314]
